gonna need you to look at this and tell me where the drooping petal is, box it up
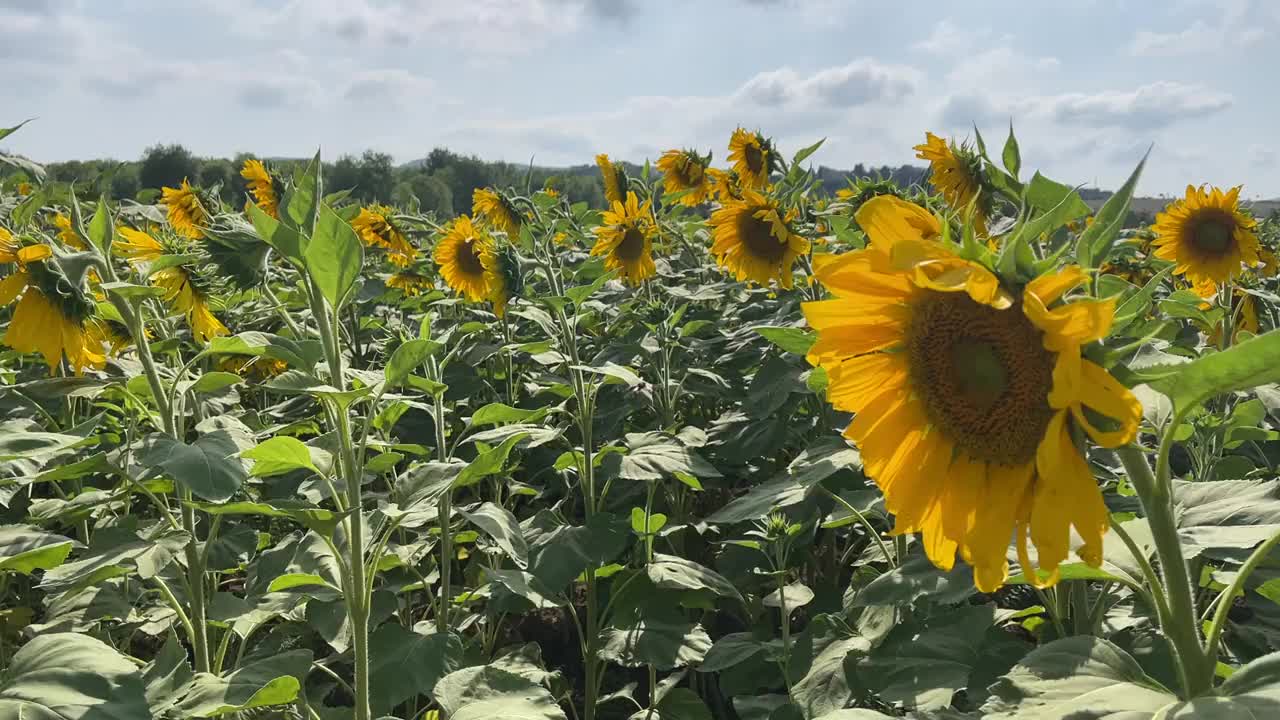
[822,352,910,412]
[1025,265,1087,307]
[966,462,1035,592]
[1071,360,1142,448]
[854,195,942,256]
[1031,411,1109,577]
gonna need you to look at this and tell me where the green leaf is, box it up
[39,530,189,596]
[187,371,243,395]
[0,633,149,720]
[0,428,90,461]
[754,326,817,355]
[792,138,826,167]
[247,203,306,263]
[1165,651,1280,717]
[981,636,1175,718]
[1112,267,1172,331]
[697,633,766,673]
[636,687,714,720]
[1148,330,1280,416]
[175,650,312,717]
[631,507,668,535]
[137,431,248,503]
[87,197,113,255]
[368,626,467,715]
[241,436,325,478]
[453,432,526,489]
[283,150,321,234]
[853,551,976,607]
[1173,479,1280,560]
[599,603,712,670]
[461,502,529,568]
[619,436,721,482]
[304,203,364,309]
[573,362,643,387]
[857,605,1023,711]
[0,119,34,143]
[1002,123,1021,178]
[793,616,870,719]
[433,665,568,720]
[385,338,443,387]
[1078,148,1149,269]
[187,500,344,536]
[1015,173,1090,249]
[648,554,742,603]
[470,402,545,427]
[566,270,616,306]
[0,525,76,574]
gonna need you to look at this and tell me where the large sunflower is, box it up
[472,188,521,237]
[161,179,209,240]
[709,188,810,288]
[727,128,773,190]
[434,215,503,309]
[596,154,627,206]
[802,195,1141,591]
[914,132,990,237]
[657,149,712,206]
[1151,184,1259,286]
[591,192,657,286]
[0,231,104,374]
[352,205,417,267]
[240,159,279,219]
[152,267,228,344]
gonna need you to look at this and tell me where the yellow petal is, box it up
[854,195,941,255]
[1071,360,1142,448]
[0,271,28,306]
[966,462,1034,592]
[822,353,909,412]
[1026,296,1115,351]
[1031,411,1108,578]
[1025,265,1087,306]
[17,244,52,264]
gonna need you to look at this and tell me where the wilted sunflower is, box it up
[0,230,104,374]
[84,318,138,357]
[151,267,228,344]
[657,149,712,206]
[434,215,503,308]
[596,154,627,206]
[727,128,774,189]
[1151,185,1259,287]
[914,132,991,237]
[218,355,287,381]
[472,188,521,237]
[802,195,1141,591]
[240,159,279,219]
[386,271,433,297]
[51,213,86,250]
[352,205,417,267]
[707,168,743,203]
[709,188,810,288]
[591,192,657,286]
[161,179,209,240]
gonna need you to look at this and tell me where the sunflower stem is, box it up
[1116,443,1211,698]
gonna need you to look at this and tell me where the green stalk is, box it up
[1116,443,1211,698]
[430,358,453,634]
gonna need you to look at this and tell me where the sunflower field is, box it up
[5,115,1280,720]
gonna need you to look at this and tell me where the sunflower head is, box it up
[596,153,629,206]
[914,132,993,236]
[240,159,282,219]
[0,238,104,374]
[727,128,777,190]
[472,188,522,237]
[434,215,503,310]
[113,227,169,265]
[803,195,1141,591]
[151,264,229,344]
[161,179,210,240]
[386,270,434,297]
[17,182,32,196]
[657,149,712,206]
[707,168,743,203]
[591,191,658,286]
[353,205,417,267]
[708,188,810,288]
[1151,184,1259,287]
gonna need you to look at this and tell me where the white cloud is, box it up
[1130,1,1267,56]
[342,69,435,107]
[1044,81,1233,129]
[912,20,975,55]
[737,59,920,109]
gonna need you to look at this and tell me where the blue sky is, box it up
[2,0,1274,197]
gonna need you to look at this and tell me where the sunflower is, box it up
[352,205,417,267]
[151,267,228,344]
[472,188,521,237]
[386,271,434,297]
[657,149,712,206]
[434,215,503,309]
[113,227,165,265]
[1152,185,1259,287]
[707,168,743,203]
[240,159,279,219]
[17,182,32,196]
[591,192,657,286]
[802,195,1141,592]
[161,180,209,240]
[1259,247,1280,277]
[218,355,287,381]
[52,213,86,250]
[708,189,810,288]
[727,128,774,190]
[0,230,104,374]
[914,132,991,237]
[84,318,138,357]
[596,154,627,206]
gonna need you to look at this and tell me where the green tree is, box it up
[198,158,236,201]
[139,144,200,190]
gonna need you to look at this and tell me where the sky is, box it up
[2,0,1275,197]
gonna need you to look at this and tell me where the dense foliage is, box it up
[5,118,1280,720]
